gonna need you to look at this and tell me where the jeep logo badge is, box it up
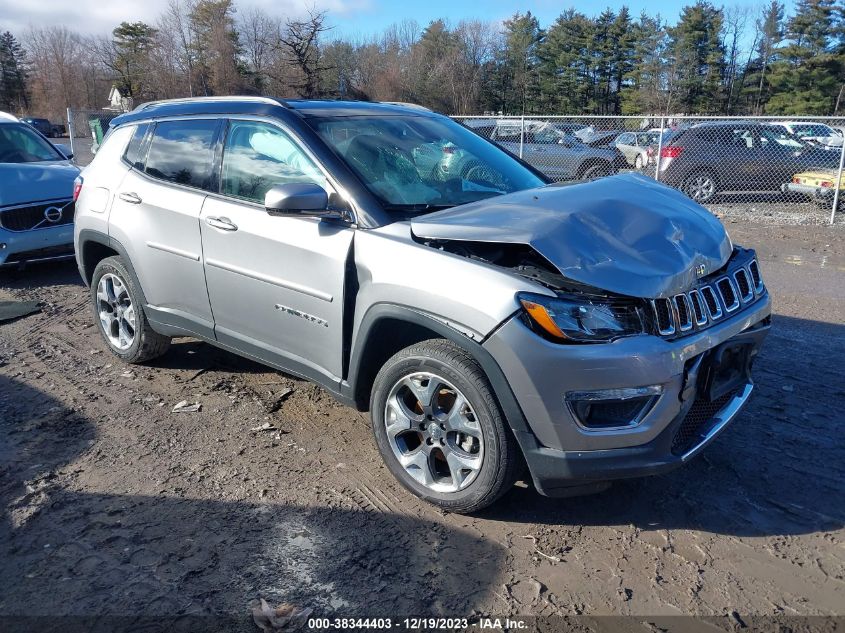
[694,264,706,277]
[43,206,63,223]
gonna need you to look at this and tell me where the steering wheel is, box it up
[0,149,27,162]
[463,163,500,186]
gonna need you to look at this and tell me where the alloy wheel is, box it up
[96,273,136,350]
[384,372,484,493]
[684,174,717,202]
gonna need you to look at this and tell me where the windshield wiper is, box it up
[382,203,455,213]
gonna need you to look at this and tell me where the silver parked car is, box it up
[489,121,622,181]
[614,130,661,169]
[0,111,79,267]
[74,98,771,513]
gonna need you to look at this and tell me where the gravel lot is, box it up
[1,221,843,630]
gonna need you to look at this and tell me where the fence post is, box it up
[653,115,666,182]
[66,107,74,157]
[519,115,525,159]
[831,140,845,225]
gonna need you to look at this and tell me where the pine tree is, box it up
[766,0,842,114]
[666,2,726,114]
[0,31,29,112]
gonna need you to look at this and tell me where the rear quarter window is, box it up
[145,119,219,190]
[122,123,150,169]
[86,124,135,168]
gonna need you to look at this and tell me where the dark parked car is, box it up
[21,117,54,138]
[657,121,840,203]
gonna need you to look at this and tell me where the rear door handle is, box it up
[205,216,238,231]
[118,192,142,204]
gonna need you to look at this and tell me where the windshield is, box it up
[308,114,546,211]
[0,123,63,163]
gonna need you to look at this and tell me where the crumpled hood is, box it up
[411,173,732,298]
[0,162,80,207]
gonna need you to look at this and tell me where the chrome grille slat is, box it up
[748,259,764,293]
[688,290,708,326]
[733,268,753,303]
[673,294,693,331]
[716,277,740,312]
[700,285,723,320]
[651,299,675,335]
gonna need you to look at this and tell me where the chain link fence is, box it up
[453,115,845,225]
[66,108,123,166]
[66,107,845,225]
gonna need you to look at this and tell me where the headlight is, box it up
[518,292,646,343]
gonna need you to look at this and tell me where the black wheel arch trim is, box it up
[77,230,149,307]
[345,303,533,438]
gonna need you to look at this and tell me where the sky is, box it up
[0,0,780,39]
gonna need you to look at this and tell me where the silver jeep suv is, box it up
[74,97,771,513]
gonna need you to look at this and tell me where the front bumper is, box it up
[484,293,771,496]
[0,224,75,267]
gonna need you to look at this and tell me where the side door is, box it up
[200,118,354,383]
[718,126,760,190]
[108,118,221,337]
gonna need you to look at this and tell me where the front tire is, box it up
[91,256,171,363]
[579,161,613,180]
[370,339,521,513]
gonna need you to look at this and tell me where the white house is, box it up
[107,86,133,113]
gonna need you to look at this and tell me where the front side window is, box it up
[309,114,546,212]
[221,120,326,204]
[760,126,804,149]
[145,119,219,189]
[0,123,63,163]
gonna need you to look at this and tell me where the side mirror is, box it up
[264,183,341,219]
[55,143,73,160]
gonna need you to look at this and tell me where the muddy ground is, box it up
[0,221,843,630]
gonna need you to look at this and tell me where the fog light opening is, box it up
[566,386,662,430]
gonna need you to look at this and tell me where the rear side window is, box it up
[145,119,219,189]
[123,123,150,169]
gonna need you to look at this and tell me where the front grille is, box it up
[671,389,738,455]
[650,251,764,340]
[0,200,74,232]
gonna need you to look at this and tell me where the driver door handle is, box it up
[205,216,238,231]
[118,192,142,204]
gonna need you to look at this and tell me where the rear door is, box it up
[108,118,221,337]
[199,118,354,382]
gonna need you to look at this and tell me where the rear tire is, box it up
[91,256,171,364]
[370,339,522,513]
[634,154,644,169]
[681,171,718,203]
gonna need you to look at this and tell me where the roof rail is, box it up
[133,95,289,112]
[382,102,431,112]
